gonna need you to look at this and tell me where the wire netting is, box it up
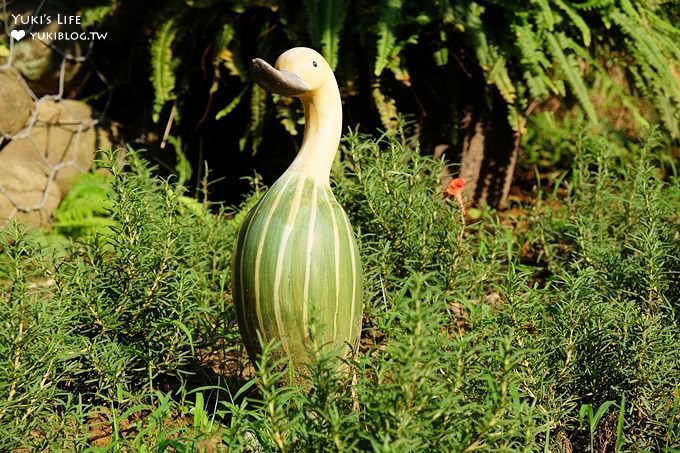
[0,0,113,228]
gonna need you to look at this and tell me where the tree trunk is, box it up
[452,51,519,209]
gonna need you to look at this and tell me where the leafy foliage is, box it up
[2,127,679,449]
[0,152,246,448]
[336,127,464,294]
[149,19,178,123]
[374,0,403,77]
[303,0,349,70]
[53,172,115,238]
[3,0,679,448]
[112,0,679,158]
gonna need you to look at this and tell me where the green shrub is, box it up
[501,132,680,451]
[0,152,248,449]
[336,127,465,297]
[1,129,679,450]
[0,226,87,450]
[539,135,680,450]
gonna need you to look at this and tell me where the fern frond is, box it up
[53,173,115,238]
[215,23,244,80]
[513,21,551,69]
[507,105,527,135]
[513,22,560,99]
[303,0,349,70]
[272,93,304,136]
[488,56,516,104]
[166,135,192,188]
[566,38,650,130]
[216,86,248,121]
[619,0,642,23]
[464,3,491,70]
[240,85,267,154]
[464,3,516,103]
[608,6,680,135]
[371,80,398,130]
[647,10,680,40]
[387,36,417,85]
[81,2,116,28]
[546,32,598,123]
[554,0,591,46]
[572,0,615,11]
[611,9,678,91]
[150,19,178,123]
[375,0,403,76]
[531,0,554,31]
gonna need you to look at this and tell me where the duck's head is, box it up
[250,47,332,98]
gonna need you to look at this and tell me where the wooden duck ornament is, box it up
[233,47,363,367]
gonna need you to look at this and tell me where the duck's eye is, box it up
[312,61,318,67]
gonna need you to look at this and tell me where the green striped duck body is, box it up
[233,48,362,365]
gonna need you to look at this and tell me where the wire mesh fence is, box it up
[0,0,113,229]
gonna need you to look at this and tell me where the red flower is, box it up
[444,177,466,214]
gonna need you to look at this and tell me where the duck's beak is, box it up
[250,58,310,96]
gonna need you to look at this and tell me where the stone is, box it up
[0,155,61,229]
[0,69,34,136]
[0,2,83,96]
[1,99,99,194]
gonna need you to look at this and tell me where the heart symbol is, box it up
[10,29,26,41]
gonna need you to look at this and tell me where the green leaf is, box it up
[488,56,516,103]
[433,48,448,66]
[371,80,398,130]
[171,319,195,356]
[532,0,554,30]
[215,85,248,120]
[374,0,403,76]
[167,135,192,187]
[192,392,206,429]
[546,33,598,123]
[572,0,615,11]
[240,84,267,154]
[555,0,591,46]
[592,400,616,427]
[464,3,490,69]
[150,19,178,123]
[578,403,593,428]
[53,172,115,238]
[303,0,349,70]
[80,2,116,28]
[615,394,626,452]
[214,23,244,80]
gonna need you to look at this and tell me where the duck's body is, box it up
[232,48,362,364]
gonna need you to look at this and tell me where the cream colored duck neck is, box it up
[286,80,342,186]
